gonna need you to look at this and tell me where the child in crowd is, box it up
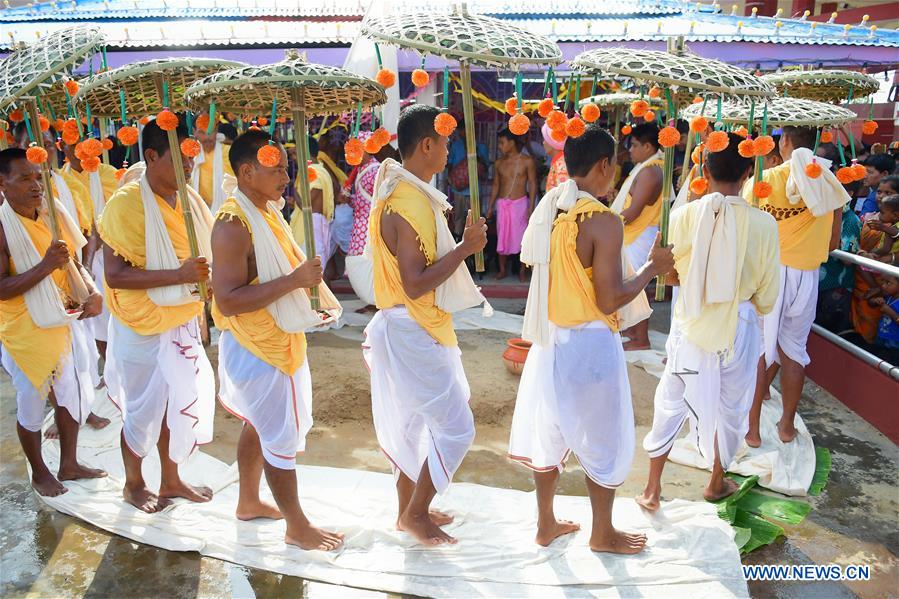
[871,275,899,364]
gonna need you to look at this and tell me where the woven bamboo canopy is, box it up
[361,6,562,68]
[681,96,857,128]
[184,53,387,117]
[578,92,664,109]
[761,69,880,103]
[571,48,773,100]
[73,58,248,117]
[0,25,104,115]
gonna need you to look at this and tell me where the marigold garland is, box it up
[345,151,363,166]
[851,162,867,180]
[861,120,877,135]
[565,116,586,138]
[26,145,48,164]
[411,69,430,88]
[373,127,391,147]
[344,137,364,155]
[691,143,704,164]
[181,138,202,158]
[80,137,103,157]
[504,97,518,117]
[537,98,554,118]
[53,118,65,132]
[62,118,79,133]
[8,109,24,123]
[117,126,139,146]
[546,109,567,130]
[690,116,708,134]
[257,117,269,126]
[307,164,318,182]
[819,130,833,144]
[509,113,531,136]
[434,112,457,136]
[256,143,281,167]
[38,116,50,132]
[156,110,179,131]
[658,125,680,148]
[805,160,822,179]
[61,129,80,145]
[648,86,662,99]
[643,111,656,123]
[621,124,632,136]
[580,103,600,123]
[363,136,382,154]
[753,135,775,157]
[102,137,114,151]
[195,114,210,132]
[81,156,101,173]
[64,79,79,96]
[139,116,150,126]
[550,128,568,143]
[835,166,855,184]
[115,167,126,180]
[706,130,730,153]
[733,126,749,138]
[375,68,397,88]
[629,99,649,118]
[689,177,709,195]
[753,181,772,199]
[692,96,703,104]
[738,138,756,158]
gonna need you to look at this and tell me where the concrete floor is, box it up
[1,303,897,598]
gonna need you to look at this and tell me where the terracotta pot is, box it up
[503,338,532,376]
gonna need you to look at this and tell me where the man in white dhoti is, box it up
[742,126,848,445]
[509,125,672,553]
[290,136,336,271]
[0,148,106,496]
[638,134,780,509]
[211,130,344,551]
[612,123,674,350]
[364,104,488,545]
[99,119,217,513]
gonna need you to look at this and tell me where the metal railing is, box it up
[821,249,899,380]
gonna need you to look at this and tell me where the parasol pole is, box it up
[153,75,208,301]
[459,60,484,272]
[99,116,111,164]
[612,107,621,168]
[678,128,695,189]
[22,97,61,239]
[0,119,9,150]
[655,88,677,302]
[290,87,321,310]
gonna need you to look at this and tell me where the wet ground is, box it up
[1,300,897,598]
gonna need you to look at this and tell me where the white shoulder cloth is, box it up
[786,147,850,217]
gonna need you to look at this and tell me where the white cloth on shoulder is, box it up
[624,225,658,271]
[231,188,342,332]
[786,148,850,217]
[139,174,214,307]
[643,302,760,469]
[0,198,87,329]
[763,265,818,368]
[218,331,312,470]
[367,158,492,316]
[51,170,80,226]
[508,321,634,488]
[363,307,475,494]
[610,150,665,215]
[63,164,106,220]
[105,316,214,463]
[1,322,94,432]
[190,135,227,214]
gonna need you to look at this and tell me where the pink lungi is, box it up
[496,196,529,255]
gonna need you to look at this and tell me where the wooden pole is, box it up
[459,60,485,272]
[99,116,111,164]
[678,127,695,188]
[290,87,321,310]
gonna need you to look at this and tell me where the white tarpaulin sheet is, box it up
[34,399,748,598]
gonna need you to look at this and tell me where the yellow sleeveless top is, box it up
[0,212,79,391]
[97,181,203,335]
[210,198,307,375]
[622,158,664,245]
[743,161,834,271]
[548,198,620,332]
[370,180,456,346]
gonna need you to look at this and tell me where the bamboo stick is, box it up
[459,61,485,272]
[99,116,111,164]
[290,87,321,310]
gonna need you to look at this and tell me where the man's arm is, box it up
[620,167,663,224]
[590,214,673,314]
[829,207,843,252]
[384,210,486,300]
[103,242,208,290]
[211,219,321,317]
[0,226,70,301]
[526,156,537,213]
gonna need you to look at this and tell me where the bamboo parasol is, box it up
[761,69,879,104]
[74,58,247,300]
[572,40,774,299]
[184,51,386,309]
[681,96,857,129]
[360,4,562,272]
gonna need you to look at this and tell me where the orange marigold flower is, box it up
[102,137,114,151]
[345,151,363,166]
[753,181,772,199]
[836,166,855,184]
[64,79,79,96]
[62,118,79,132]
[851,162,867,181]
[139,116,151,126]
[706,130,730,153]
[629,99,649,118]
[691,143,704,164]
[565,116,586,138]
[690,116,708,133]
[692,96,703,104]
[181,138,201,158]
[733,126,749,138]
[805,161,823,179]
[8,109,24,123]
[550,128,568,143]
[62,128,80,145]
[344,137,364,156]
[411,69,430,88]
[738,138,756,158]
[195,113,210,132]
[434,112,457,136]
[504,97,518,117]
[509,113,531,136]
[117,126,139,146]
[363,136,382,154]
[375,68,397,88]
[256,143,281,167]
[307,164,318,182]
[753,135,775,156]
[546,109,567,130]
[861,120,878,135]
[621,124,633,136]
[537,98,555,118]
[648,86,662,99]
[689,177,709,195]
[80,137,103,157]
[53,118,65,132]
[257,117,268,126]
[81,155,101,173]
[26,145,48,164]
[643,110,656,123]
[658,125,680,148]
[373,127,391,147]
[39,116,50,132]
[580,102,600,123]
[156,110,179,131]
[819,130,833,144]
[115,168,126,181]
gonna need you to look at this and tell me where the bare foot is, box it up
[124,485,172,513]
[744,428,762,448]
[703,477,739,502]
[622,339,651,351]
[777,420,798,444]
[285,525,344,551]
[86,412,111,430]
[535,518,580,546]
[355,304,378,314]
[518,270,529,283]
[398,511,457,545]
[635,488,661,512]
[590,529,648,554]
[429,509,454,526]
[32,471,68,497]
[236,499,283,521]
[159,481,213,503]
[58,463,107,481]
[494,269,507,281]
[43,424,59,440]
